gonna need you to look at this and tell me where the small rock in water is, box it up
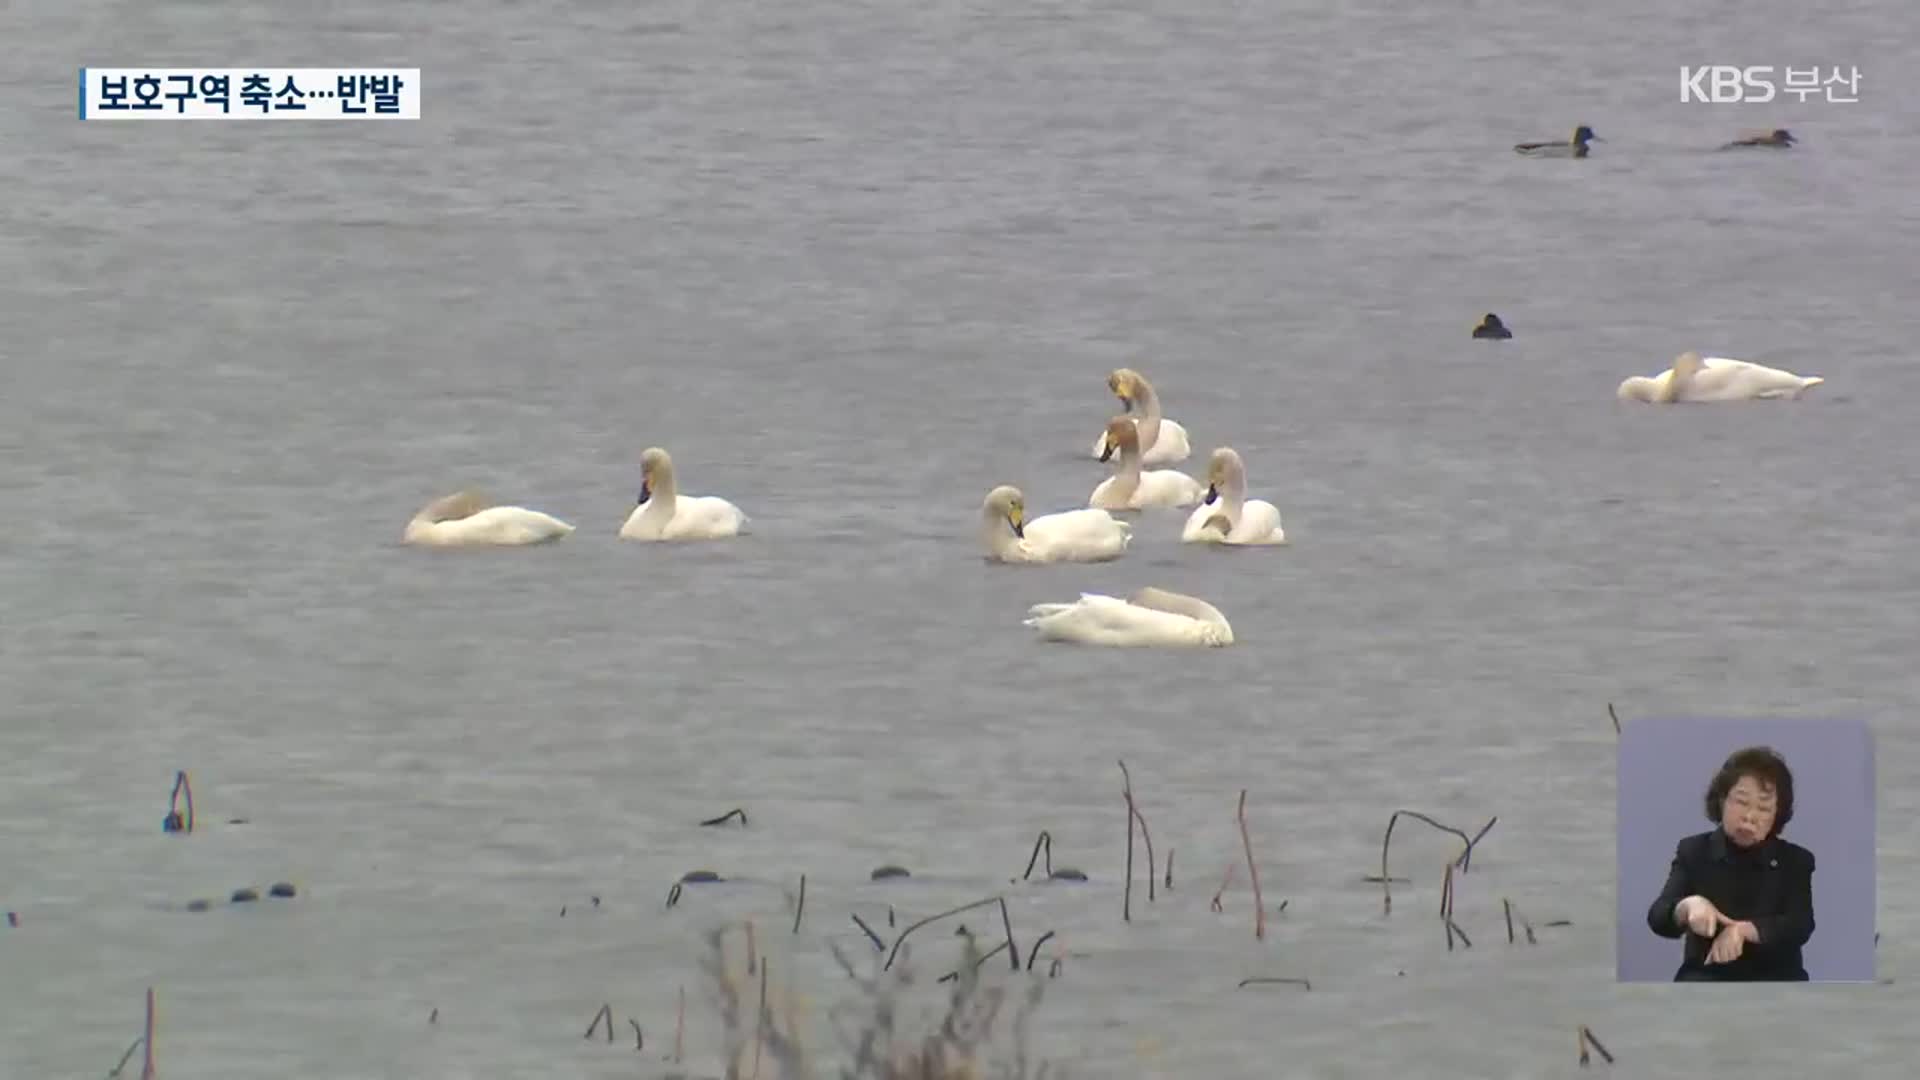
[268,882,297,899]
[1049,868,1088,882]
[230,888,259,904]
[680,870,723,884]
[870,865,911,881]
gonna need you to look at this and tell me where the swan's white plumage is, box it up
[403,491,574,547]
[618,447,749,541]
[1090,417,1204,510]
[1023,587,1234,647]
[1617,352,1824,403]
[1086,368,1191,466]
[980,485,1130,564]
[1181,447,1288,545]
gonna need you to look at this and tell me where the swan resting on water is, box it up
[618,447,749,541]
[1091,417,1205,510]
[403,490,575,547]
[1086,367,1191,466]
[979,485,1131,564]
[1181,448,1288,545]
[1617,352,1825,403]
[1023,587,1235,647]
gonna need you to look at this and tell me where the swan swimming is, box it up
[1090,417,1205,511]
[979,485,1131,564]
[1617,352,1825,403]
[402,490,575,547]
[1181,448,1288,545]
[618,447,750,541]
[1024,587,1235,647]
[1086,368,1191,466]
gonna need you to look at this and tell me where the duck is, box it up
[1024,587,1235,648]
[1181,448,1287,545]
[402,490,574,547]
[617,447,749,540]
[1090,417,1205,510]
[1515,125,1600,158]
[1720,128,1796,149]
[1616,351,1825,403]
[979,485,1131,564]
[1086,368,1191,466]
[1472,314,1513,340]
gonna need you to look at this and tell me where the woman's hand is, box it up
[1676,895,1725,937]
[1706,921,1758,964]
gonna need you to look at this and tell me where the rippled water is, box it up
[5,0,1920,1076]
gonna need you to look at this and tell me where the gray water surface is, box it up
[5,1,1920,1077]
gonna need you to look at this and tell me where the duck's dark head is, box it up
[1573,125,1599,144]
[1772,128,1796,145]
[1479,313,1505,330]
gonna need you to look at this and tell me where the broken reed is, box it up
[1370,809,1497,915]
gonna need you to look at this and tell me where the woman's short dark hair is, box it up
[1704,746,1795,836]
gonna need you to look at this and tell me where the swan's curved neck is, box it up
[1106,440,1143,499]
[1130,383,1163,451]
[979,505,1021,558]
[1131,587,1231,632]
[639,466,679,514]
[1215,466,1248,516]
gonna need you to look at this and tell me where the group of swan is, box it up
[402,447,747,549]
[988,367,1292,648]
[1617,352,1824,404]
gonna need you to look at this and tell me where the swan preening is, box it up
[1181,448,1287,545]
[1024,587,1235,647]
[402,491,575,547]
[1617,352,1825,403]
[979,485,1131,564]
[1087,368,1190,466]
[1091,417,1205,510]
[619,447,749,541]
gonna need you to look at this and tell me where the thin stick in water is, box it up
[792,875,807,933]
[1025,930,1056,971]
[1122,788,1135,922]
[585,1003,613,1042]
[699,808,748,827]
[628,1018,643,1051]
[1165,847,1174,891]
[1211,861,1237,913]
[1607,703,1621,734]
[141,987,155,1080]
[674,986,684,1064]
[1237,790,1266,941]
[1118,760,1157,902]
[998,896,1020,972]
[1581,1025,1616,1065]
[750,962,768,1080]
[1237,977,1311,990]
[1021,831,1053,881]
[884,895,1006,971]
[851,913,885,952]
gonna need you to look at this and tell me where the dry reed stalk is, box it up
[584,1003,613,1041]
[1210,860,1237,913]
[1236,791,1266,941]
[141,987,156,1080]
[1578,1025,1616,1066]
[1370,810,1496,915]
[1021,831,1053,880]
[1118,760,1156,902]
[747,919,759,975]
[675,985,685,1064]
[793,875,807,933]
[884,895,1008,971]
[701,808,749,827]
[1237,977,1311,990]
[1122,791,1135,921]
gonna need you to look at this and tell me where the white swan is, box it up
[1090,417,1205,511]
[617,447,749,541]
[1086,368,1191,466]
[1024,587,1235,647]
[1181,448,1288,545]
[402,490,574,547]
[979,485,1131,564]
[1617,352,1825,403]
